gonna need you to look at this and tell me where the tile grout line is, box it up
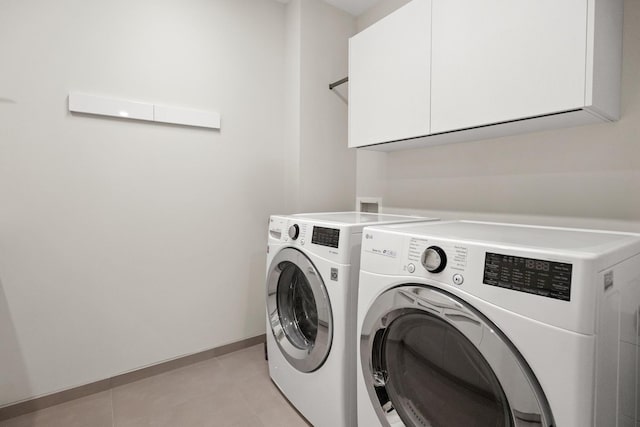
[110,388,114,427]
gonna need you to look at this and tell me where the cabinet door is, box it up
[349,0,431,148]
[431,0,588,134]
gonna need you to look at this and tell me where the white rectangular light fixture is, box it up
[68,93,221,130]
[68,93,154,121]
[153,105,220,129]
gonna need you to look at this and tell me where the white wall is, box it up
[356,0,410,30]
[0,0,289,406]
[356,0,640,232]
[284,0,303,214]
[354,0,409,209]
[286,0,357,213]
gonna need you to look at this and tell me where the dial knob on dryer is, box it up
[288,224,300,240]
[421,246,447,273]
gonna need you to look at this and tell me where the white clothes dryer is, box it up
[265,212,436,427]
[356,220,640,427]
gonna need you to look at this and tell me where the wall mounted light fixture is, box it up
[68,93,221,130]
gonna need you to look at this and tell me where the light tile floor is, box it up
[0,344,310,427]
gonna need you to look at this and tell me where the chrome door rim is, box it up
[360,284,555,427]
[267,248,332,373]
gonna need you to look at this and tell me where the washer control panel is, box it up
[269,218,309,245]
[288,224,300,240]
[311,226,340,248]
[269,216,347,263]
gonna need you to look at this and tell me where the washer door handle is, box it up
[444,311,481,326]
[400,288,482,327]
[399,288,463,312]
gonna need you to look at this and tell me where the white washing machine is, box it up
[357,220,640,427]
[265,212,436,427]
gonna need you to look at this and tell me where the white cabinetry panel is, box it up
[348,0,431,148]
[348,0,621,151]
[431,0,588,133]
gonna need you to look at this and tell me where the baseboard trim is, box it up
[0,334,266,421]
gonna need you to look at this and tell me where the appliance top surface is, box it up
[286,211,432,226]
[372,220,640,256]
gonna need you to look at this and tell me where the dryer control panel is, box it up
[362,232,470,289]
[405,237,469,288]
[483,252,572,301]
[360,219,640,336]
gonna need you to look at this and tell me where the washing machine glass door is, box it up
[361,285,554,427]
[267,248,332,373]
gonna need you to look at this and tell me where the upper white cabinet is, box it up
[348,0,431,148]
[348,0,623,150]
[431,0,587,133]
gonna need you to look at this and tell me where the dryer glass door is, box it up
[267,248,332,373]
[382,313,510,426]
[360,285,554,427]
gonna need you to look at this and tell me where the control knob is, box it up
[421,246,447,273]
[288,224,300,240]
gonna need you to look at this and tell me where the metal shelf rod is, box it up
[329,77,348,90]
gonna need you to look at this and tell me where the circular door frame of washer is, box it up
[267,247,333,373]
[360,284,555,427]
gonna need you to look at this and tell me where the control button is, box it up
[407,263,416,273]
[421,246,447,273]
[288,224,300,240]
[452,274,464,285]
